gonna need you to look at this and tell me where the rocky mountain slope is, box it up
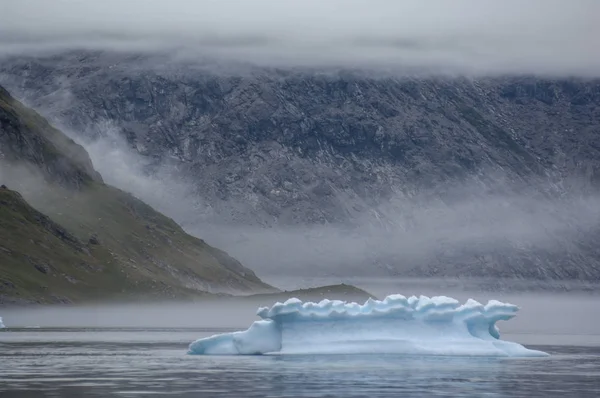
[1,51,600,281]
[0,84,273,304]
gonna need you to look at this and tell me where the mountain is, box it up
[1,51,600,281]
[0,84,273,304]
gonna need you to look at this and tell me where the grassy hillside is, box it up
[0,86,274,304]
[0,186,107,303]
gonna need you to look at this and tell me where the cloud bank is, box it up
[75,123,600,279]
[1,0,599,75]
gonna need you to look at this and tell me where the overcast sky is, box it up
[1,0,599,75]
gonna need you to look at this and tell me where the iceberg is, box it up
[188,294,548,357]
[0,316,4,328]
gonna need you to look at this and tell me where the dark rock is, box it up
[1,280,16,289]
[34,263,50,274]
[50,295,73,304]
[88,234,100,245]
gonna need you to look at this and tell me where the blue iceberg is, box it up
[188,294,548,357]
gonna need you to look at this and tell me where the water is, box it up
[1,279,599,397]
[0,328,599,397]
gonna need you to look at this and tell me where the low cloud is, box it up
[70,122,600,279]
[1,0,599,75]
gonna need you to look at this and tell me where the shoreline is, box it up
[0,283,376,309]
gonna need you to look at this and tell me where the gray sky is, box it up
[1,0,599,75]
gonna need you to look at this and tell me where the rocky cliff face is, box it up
[1,51,600,281]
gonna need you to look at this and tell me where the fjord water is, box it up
[0,329,599,397]
[1,279,599,397]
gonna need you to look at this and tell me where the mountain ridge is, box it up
[0,84,274,304]
[1,52,600,281]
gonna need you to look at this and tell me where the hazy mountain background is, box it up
[1,0,599,282]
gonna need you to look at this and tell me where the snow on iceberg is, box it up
[188,294,548,357]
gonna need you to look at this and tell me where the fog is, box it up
[185,194,600,278]
[69,120,600,278]
[1,0,599,76]
[3,88,600,280]
[2,280,599,346]
[1,0,600,285]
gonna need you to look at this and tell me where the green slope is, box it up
[0,186,106,303]
[0,86,274,304]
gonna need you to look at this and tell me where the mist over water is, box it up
[2,278,599,348]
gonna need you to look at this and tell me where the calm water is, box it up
[1,328,599,397]
[1,280,599,397]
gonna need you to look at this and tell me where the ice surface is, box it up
[188,294,548,357]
